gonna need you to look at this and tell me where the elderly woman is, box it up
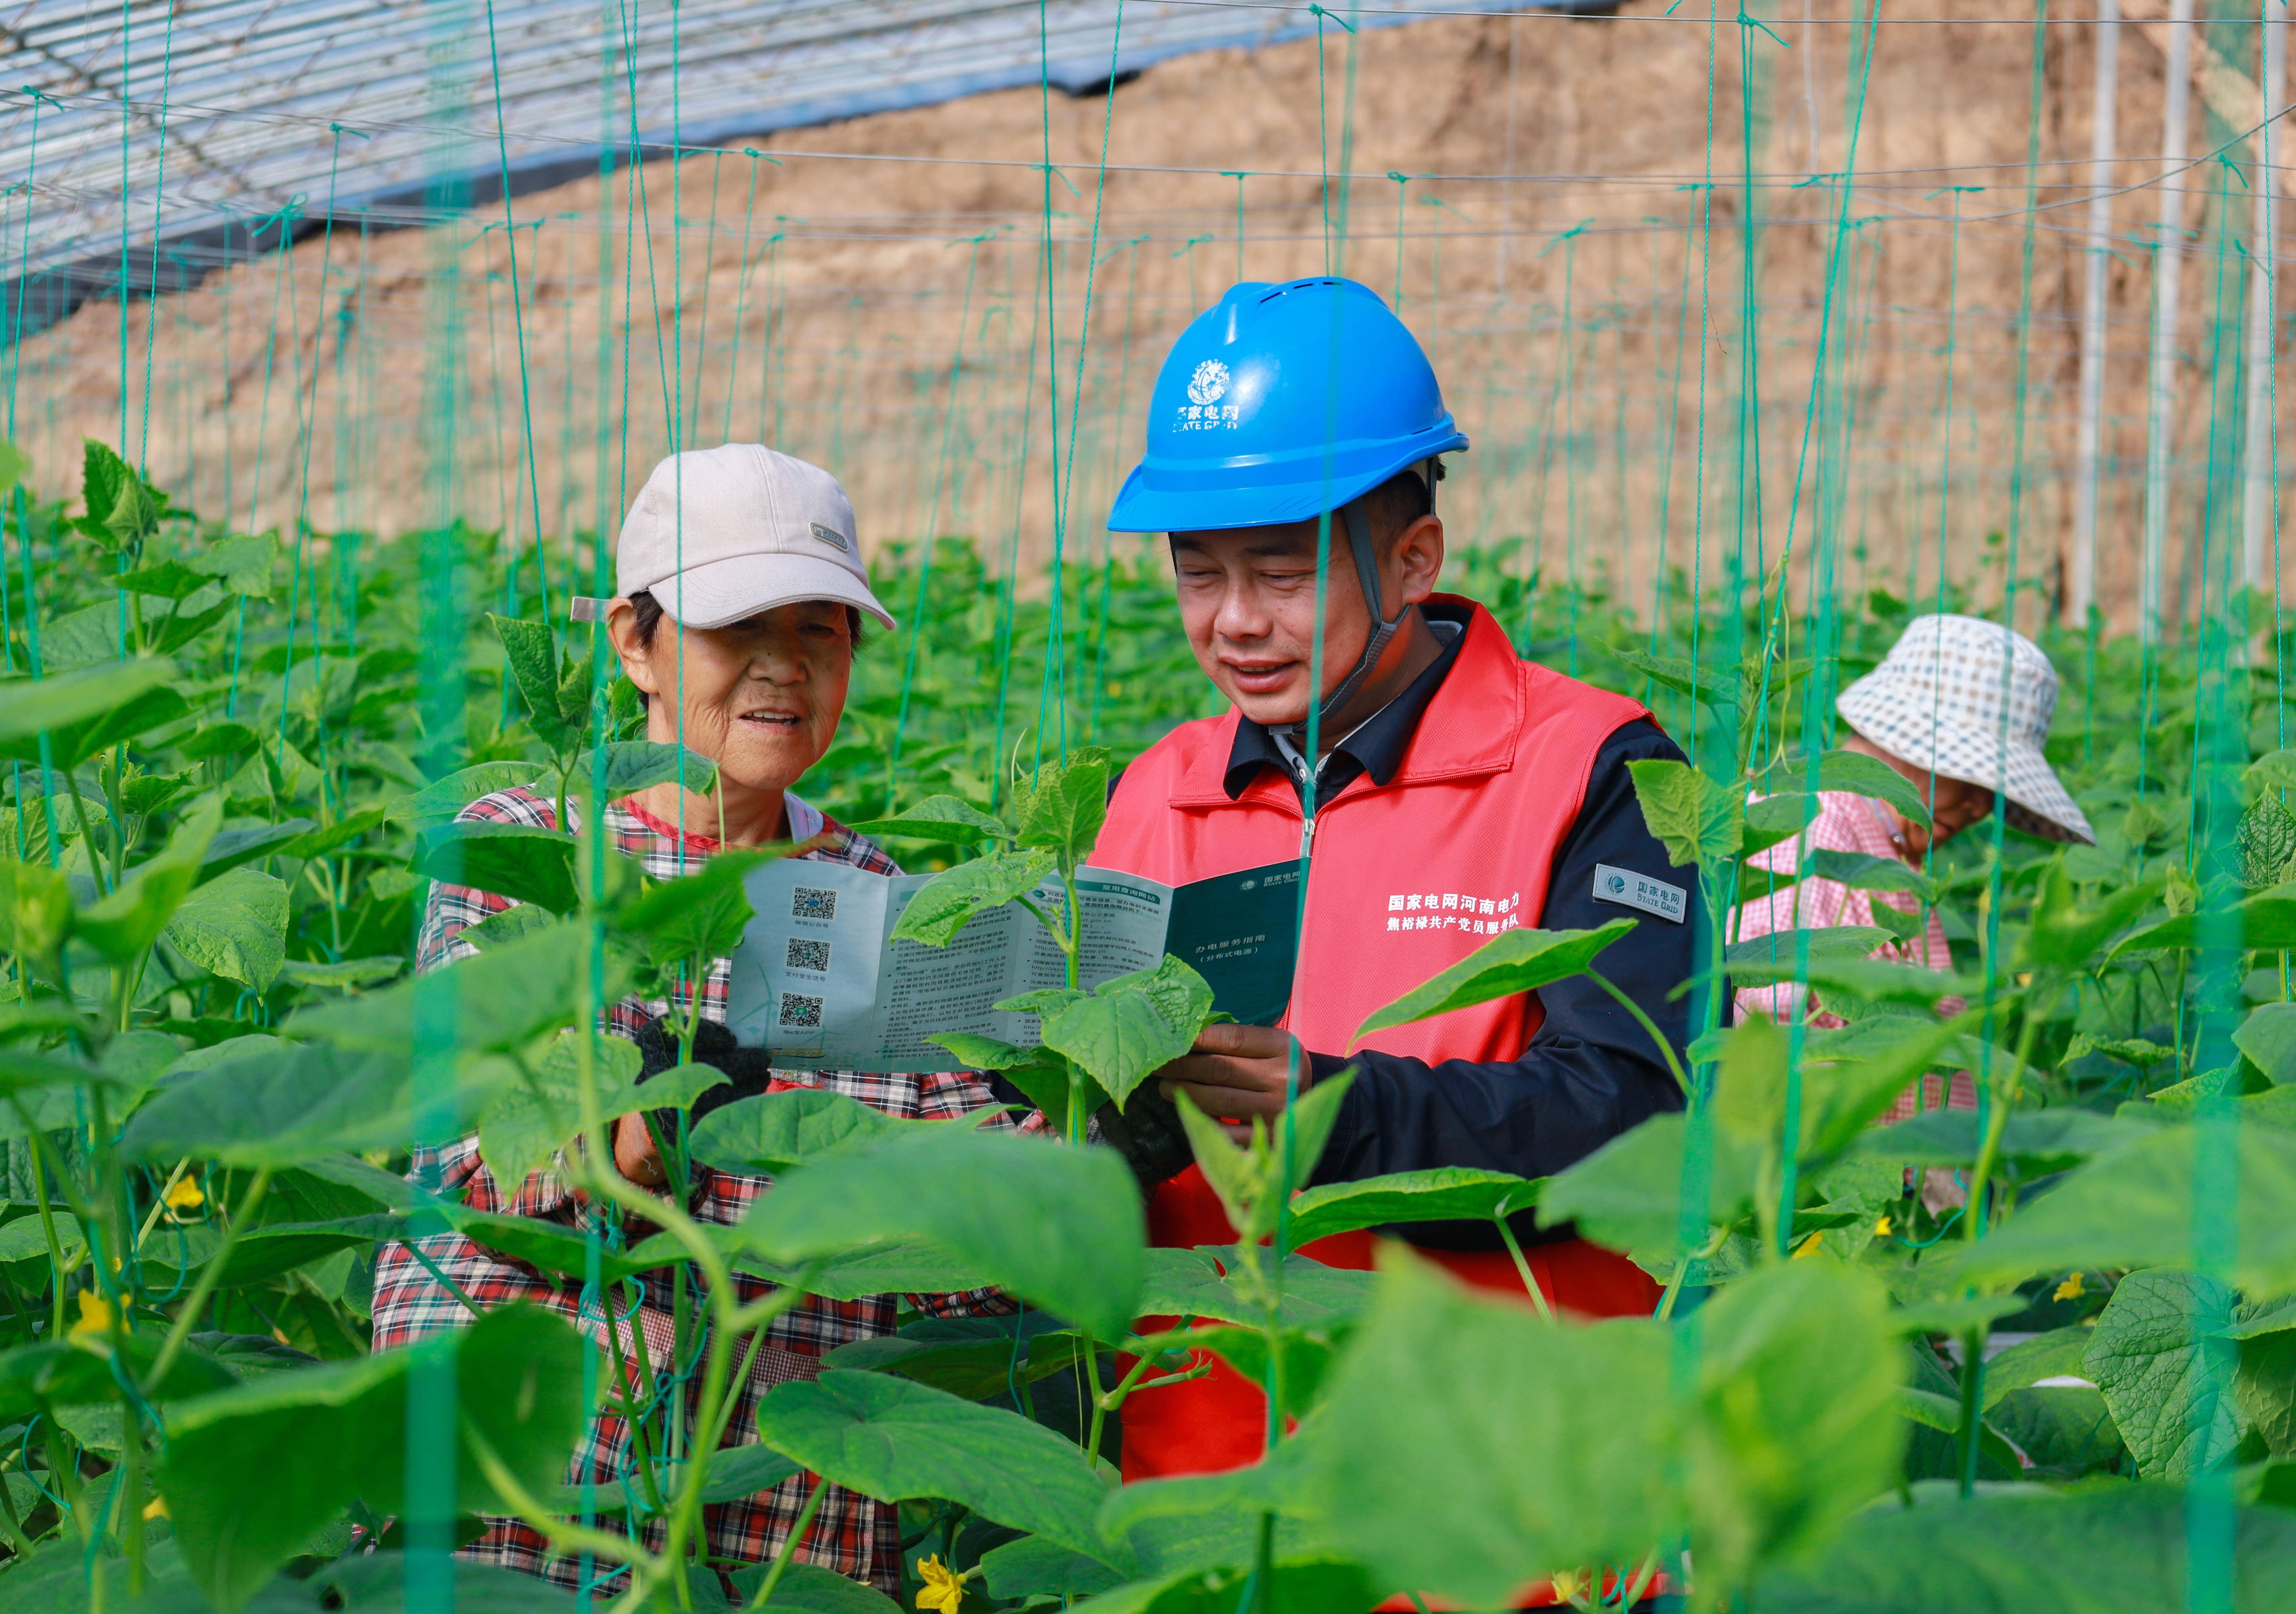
[371,445,1019,1597]
[1733,612,2095,1123]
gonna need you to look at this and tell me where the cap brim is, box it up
[1836,683,2095,845]
[655,553,896,632]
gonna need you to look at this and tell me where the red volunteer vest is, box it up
[1092,596,1666,1481]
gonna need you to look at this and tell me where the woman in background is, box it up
[1732,613,2094,1123]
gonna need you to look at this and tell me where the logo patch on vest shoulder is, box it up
[1594,864,1686,924]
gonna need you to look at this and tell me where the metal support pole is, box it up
[2145,0,2196,644]
[2243,1,2287,594]
[2073,0,2122,626]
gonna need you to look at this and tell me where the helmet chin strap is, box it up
[1296,459,1437,741]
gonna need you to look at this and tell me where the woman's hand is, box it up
[614,1113,668,1188]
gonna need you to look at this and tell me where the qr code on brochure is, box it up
[784,937,832,973]
[778,992,824,1030]
[791,886,838,921]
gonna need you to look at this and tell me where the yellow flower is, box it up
[69,1290,115,1340]
[1874,1215,1893,1238]
[142,1494,168,1521]
[2053,1273,2084,1303]
[915,1555,971,1614]
[1549,1567,1587,1604]
[163,1175,204,1214]
[1791,1233,1826,1260]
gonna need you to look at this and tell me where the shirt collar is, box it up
[1222,603,1471,801]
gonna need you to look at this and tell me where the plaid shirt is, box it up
[371,786,1019,1595]
[1729,789,1976,1126]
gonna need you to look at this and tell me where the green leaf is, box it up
[2116,886,2296,955]
[740,1122,1142,1340]
[1352,919,1636,1045]
[1629,758,1743,868]
[1806,847,1933,901]
[2237,1328,2296,1457]
[163,865,289,990]
[1285,1167,1541,1246]
[1953,1124,2296,1296]
[1313,1251,1677,1604]
[690,1088,908,1176]
[610,846,774,965]
[1136,1246,1374,1332]
[461,903,558,952]
[385,761,554,832]
[1722,953,1992,1008]
[1713,1012,1972,1163]
[576,740,719,799]
[1041,954,1215,1108]
[1538,1112,1763,1260]
[491,614,581,750]
[1168,1074,1354,1246]
[1092,1456,1341,1579]
[849,795,1013,844]
[733,1562,906,1614]
[412,822,579,915]
[978,1536,1132,1600]
[888,848,1055,947]
[271,806,389,864]
[1129,1322,1339,1420]
[0,857,75,960]
[922,1031,1038,1071]
[0,658,179,758]
[823,1324,1077,1404]
[159,1304,586,1612]
[189,532,279,598]
[1013,749,1111,863]
[1741,791,1820,860]
[277,956,404,992]
[114,558,213,600]
[287,918,627,1059]
[195,819,316,882]
[0,439,24,493]
[1609,643,1728,712]
[1982,1327,2099,1409]
[753,1368,1115,1559]
[1811,748,1933,828]
[1752,1484,2296,1612]
[2237,1002,2296,1085]
[474,1033,650,1193]
[1687,1261,1907,1590]
[136,1214,408,1291]
[736,1240,1001,1303]
[77,439,159,551]
[2084,1268,2250,1478]
[120,1041,511,1167]
[2022,870,2166,970]
[77,797,223,962]
[1723,925,1893,966]
[1988,1384,2125,1474]
[1853,1106,2158,1175]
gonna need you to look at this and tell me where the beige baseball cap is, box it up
[570,444,896,630]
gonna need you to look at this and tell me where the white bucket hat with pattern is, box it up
[1835,613,2094,845]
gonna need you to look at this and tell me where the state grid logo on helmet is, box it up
[1179,358,1240,432]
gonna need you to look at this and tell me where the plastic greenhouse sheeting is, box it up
[1,0,1580,289]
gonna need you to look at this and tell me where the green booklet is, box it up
[725,858,1303,1072]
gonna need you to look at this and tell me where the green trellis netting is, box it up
[3,0,2296,1610]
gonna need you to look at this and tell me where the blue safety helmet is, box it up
[1108,277,1469,730]
[1105,276,1467,535]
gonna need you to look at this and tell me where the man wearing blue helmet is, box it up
[1091,278,1696,1481]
